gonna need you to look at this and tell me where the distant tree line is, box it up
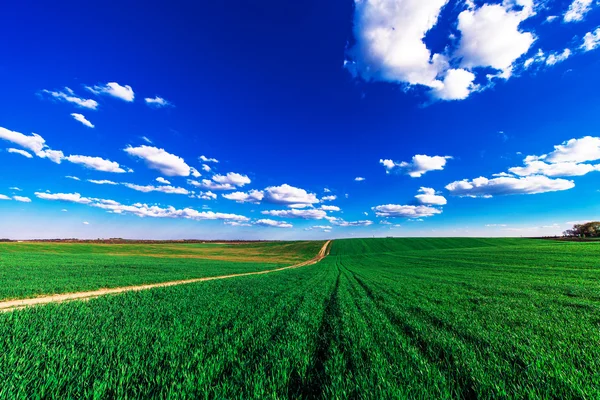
[563,222,600,238]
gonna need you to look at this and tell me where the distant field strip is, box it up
[0,240,325,300]
[0,241,331,312]
[0,241,321,263]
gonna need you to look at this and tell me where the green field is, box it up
[2,238,600,398]
[0,241,324,300]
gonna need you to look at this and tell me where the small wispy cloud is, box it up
[88,179,118,185]
[66,155,127,173]
[200,155,219,163]
[41,87,98,110]
[86,82,134,102]
[145,96,173,108]
[7,148,33,158]
[13,196,31,203]
[71,113,94,128]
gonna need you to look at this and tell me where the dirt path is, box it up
[0,240,331,313]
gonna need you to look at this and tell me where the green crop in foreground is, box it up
[0,241,324,300]
[2,238,600,398]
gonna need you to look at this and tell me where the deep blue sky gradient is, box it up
[0,0,599,239]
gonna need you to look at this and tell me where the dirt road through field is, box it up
[0,240,331,312]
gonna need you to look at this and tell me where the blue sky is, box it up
[1,0,599,239]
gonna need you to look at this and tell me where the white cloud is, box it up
[288,204,312,208]
[354,177,365,181]
[95,202,249,221]
[198,191,217,200]
[323,188,331,193]
[509,160,600,177]
[322,195,337,201]
[224,221,252,227]
[37,149,65,164]
[312,225,333,230]
[0,127,68,164]
[545,15,558,23]
[372,204,442,218]
[7,148,33,158]
[200,155,219,163]
[0,127,46,154]
[564,0,594,22]
[156,177,170,185]
[581,27,600,51]
[254,219,293,228]
[445,175,575,197]
[0,194,10,200]
[144,96,173,108]
[36,191,249,222]
[86,82,134,102]
[124,145,190,176]
[328,218,373,227]
[34,192,93,204]
[456,2,535,74]
[190,179,235,191]
[346,0,450,89]
[83,221,90,225]
[401,155,452,177]
[263,184,319,206]
[65,176,80,181]
[321,205,341,212]
[524,48,572,69]
[9,187,21,191]
[501,137,600,179]
[222,190,264,204]
[345,0,536,100]
[12,196,31,203]
[122,183,189,195]
[545,136,600,163]
[190,167,201,178]
[41,88,98,110]
[523,48,546,68]
[65,155,126,173]
[382,155,451,177]
[71,113,94,128]
[88,179,118,185]
[141,136,153,144]
[431,69,477,100]
[212,172,251,187]
[545,48,571,65]
[202,164,211,172]
[415,187,447,205]
[262,208,328,220]
[380,159,397,173]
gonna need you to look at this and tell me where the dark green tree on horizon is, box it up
[563,222,600,238]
